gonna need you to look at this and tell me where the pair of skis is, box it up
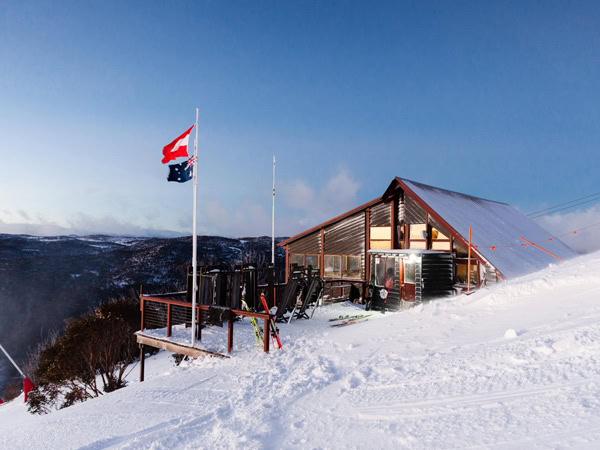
[260,294,282,350]
[241,297,282,350]
[327,313,372,322]
[330,318,369,328]
[241,299,263,348]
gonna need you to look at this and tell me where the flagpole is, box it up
[191,108,199,346]
[272,156,276,266]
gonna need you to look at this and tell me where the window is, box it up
[289,253,320,276]
[456,262,478,284]
[370,226,391,249]
[290,254,303,268]
[431,226,449,240]
[324,255,341,278]
[325,255,362,279]
[409,224,427,240]
[305,254,319,269]
[343,255,361,279]
[374,257,395,287]
[404,262,415,283]
[430,220,451,251]
[408,224,427,249]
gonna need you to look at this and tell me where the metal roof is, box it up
[397,177,577,279]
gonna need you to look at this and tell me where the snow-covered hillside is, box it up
[2,252,600,448]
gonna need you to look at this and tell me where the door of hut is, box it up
[403,259,416,302]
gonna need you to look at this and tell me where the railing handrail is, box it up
[141,295,273,320]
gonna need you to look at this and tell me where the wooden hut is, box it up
[279,177,576,304]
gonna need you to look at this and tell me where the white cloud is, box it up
[536,204,600,254]
[0,213,182,238]
[280,168,362,233]
[202,200,271,238]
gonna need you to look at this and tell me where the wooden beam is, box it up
[227,320,234,353]
[285,245,289,283]
[263,318,270,353]
[136,334,229,359]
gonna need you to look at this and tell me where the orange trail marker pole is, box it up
[519,237,564,261]
[468,227,471,292]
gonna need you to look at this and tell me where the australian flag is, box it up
[167,157,194,183]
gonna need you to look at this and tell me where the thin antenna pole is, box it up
[191,108,199,346]
[0,343,26,379]
[272,156,276,266]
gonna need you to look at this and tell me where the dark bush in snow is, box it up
[27,297,140,414]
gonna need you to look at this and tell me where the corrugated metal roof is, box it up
[398,178,578,279]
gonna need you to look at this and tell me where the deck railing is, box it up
[140,291,275,353]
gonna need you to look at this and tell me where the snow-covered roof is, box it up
[398,178,578,279]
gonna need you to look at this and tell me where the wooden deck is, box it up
[136,333,229,359]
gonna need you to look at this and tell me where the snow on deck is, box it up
[2,251,600,448]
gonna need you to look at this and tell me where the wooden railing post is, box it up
[196,307,201,341]
[139,344,145,382]
[227,319,234,353]
[166,303,172,337]
[263,318,270,353]
[140,285,145,331]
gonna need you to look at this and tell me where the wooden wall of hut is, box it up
[288,230,321,255]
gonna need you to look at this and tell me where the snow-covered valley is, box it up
[2,252,600,449]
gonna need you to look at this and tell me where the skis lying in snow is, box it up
[330,318,369,328]
[328,314,372,322]
[260,294,282,350]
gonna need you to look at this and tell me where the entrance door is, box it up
[403,260,416,302]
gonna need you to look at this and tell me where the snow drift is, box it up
[2,251,600,448]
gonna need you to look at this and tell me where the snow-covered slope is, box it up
[2,252,600,449]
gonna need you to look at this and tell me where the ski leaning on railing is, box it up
[260,294,282,349]
[241,299,263,348]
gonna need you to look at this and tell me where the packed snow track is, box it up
[2,252,600,449]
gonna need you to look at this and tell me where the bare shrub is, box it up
[27,296,140,414]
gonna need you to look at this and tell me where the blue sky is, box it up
[1,1,599,243]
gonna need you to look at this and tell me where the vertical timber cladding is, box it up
[324,211,366,278]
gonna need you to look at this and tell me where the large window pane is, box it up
[431,226,449,240]
[409,224,427,240]
[374,257,395,287]
[370,240,391,249]
[370,227,391,240]
[290,254,303,267]
[324,255,341,278]
[343,255,361,279]
[305,254,319,269]
[432,241,451,251]
[404,262,415,283]
[409,241,427,250]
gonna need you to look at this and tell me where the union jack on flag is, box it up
[167,157,195,183]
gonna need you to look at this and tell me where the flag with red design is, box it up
[161,125,194,164]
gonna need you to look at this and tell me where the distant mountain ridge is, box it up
[0,233,287,392]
